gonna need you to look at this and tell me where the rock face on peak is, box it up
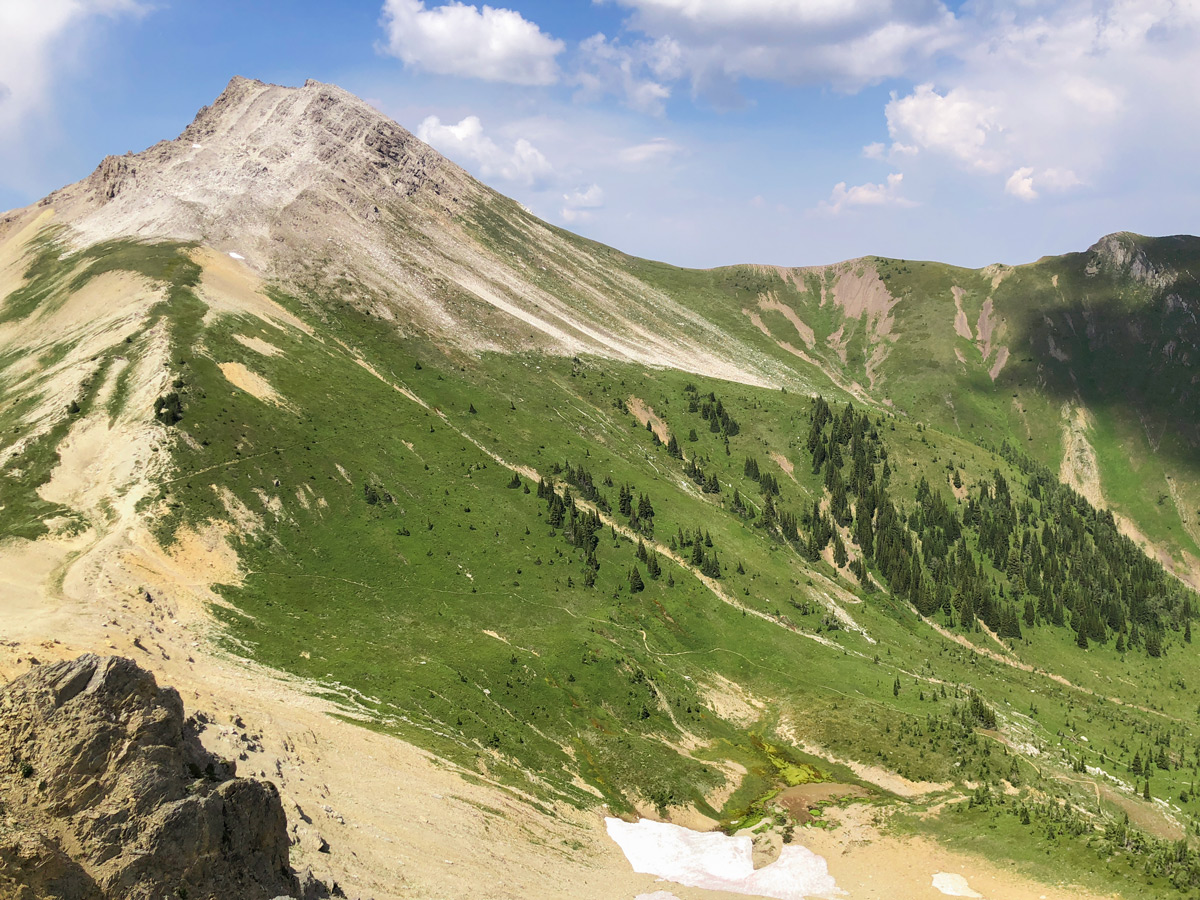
[49,76,476,259]
[0,655,315,900]
[29,75,782,385]
[1084,231,1179,288]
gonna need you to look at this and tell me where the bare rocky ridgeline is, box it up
[0,655,330,900]
[48,76,477,257]
[27,75,780,384]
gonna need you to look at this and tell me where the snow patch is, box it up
[606,818,841,900]
[228,251,245,260]
[932,873,981,897]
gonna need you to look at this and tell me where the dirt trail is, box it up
[920,614,1178,721]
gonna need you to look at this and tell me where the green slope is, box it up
[7,222,1200,896]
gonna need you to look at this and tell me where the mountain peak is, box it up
[46,77,475,258]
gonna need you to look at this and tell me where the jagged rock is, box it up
[0,655,320,900]
[1085,232,1175,288]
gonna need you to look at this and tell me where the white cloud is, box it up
[886,84,1002,173]
[606,0,960,94]
[0,0,143,135]
[876,2,1200,198]
[1005,165,1082,201]
[863,140,918,162]
[575,34,675,115]
[821,172,913,214]
[1005,167,1037,201]
[617,137,681,166]
[380,0,564,86]
[562,183,604,222]
[417,115,553,186]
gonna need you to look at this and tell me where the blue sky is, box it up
[2,0,1198,269]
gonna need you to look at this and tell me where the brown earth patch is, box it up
[800,805,1113,900]
[988,346,1010,380]
[627,396,670,443]
[775,782,869,822]
[757,293,815,348]
[770,451,797,482]
[951,286,973,340]
[193,248,313,335]
[217,361,294,411]
[232,333,282,356]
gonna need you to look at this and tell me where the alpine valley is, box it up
[3,77,1200,900]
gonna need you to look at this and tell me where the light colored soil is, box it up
[217,361,294,411]
[951,287,973,340]
[744,308,772,338]
[1059,402,1103,507]
[757,294,815,348]
[825,324,848,364]
[193,247,313,335]
[770,452,796,482]
[799,804,1116,900]
[988,346,1009,381]
[699,674,765,727]
[974,298,1008,380]
[627,396,670,443]
[0,207,54,303]
[233,333,282,356]
[1052,403,1200,588]
[829,263,897,328]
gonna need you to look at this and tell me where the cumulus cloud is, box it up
[886,84,1003,173]
[380,0,564,85]
[875,2,1200,199]
[562,183,604,222]
[1005,167,1037,201]
[0,0,143,135]
[1005,165,1082,201]
[821,172,913,214]
[417,115,553,186]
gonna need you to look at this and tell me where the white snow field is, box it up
[606,818,842,900]
[931,872,982,897]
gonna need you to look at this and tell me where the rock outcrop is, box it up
[0,655,317,900]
